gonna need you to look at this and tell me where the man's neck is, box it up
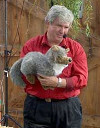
[47,33,62,46]
[48,38,62,46]
[49,42,60,46]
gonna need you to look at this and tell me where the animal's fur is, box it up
[9,45,72,89]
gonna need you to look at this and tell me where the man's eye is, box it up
[65,27,69,29]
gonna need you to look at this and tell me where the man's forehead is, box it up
[53,18,70,26]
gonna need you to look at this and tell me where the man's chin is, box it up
[57,35,63,38]
[57,36,63,39]
[56,37,63,43]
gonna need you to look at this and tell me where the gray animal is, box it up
[9,45,72,89]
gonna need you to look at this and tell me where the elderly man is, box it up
[20,5,88,128]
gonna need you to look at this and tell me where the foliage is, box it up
[84,0,93,37]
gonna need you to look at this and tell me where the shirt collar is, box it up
[41,32,50,46]
[60,38,68,49]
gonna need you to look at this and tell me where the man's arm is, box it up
[37,45,88,90]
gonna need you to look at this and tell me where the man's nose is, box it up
[60,27,65,33]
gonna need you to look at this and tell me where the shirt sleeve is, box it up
[20,39,34,58]
[59,42,88,91]
[20,45,30,58]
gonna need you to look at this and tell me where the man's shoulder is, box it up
[65,38,85,56]
[66,37,80,45]
[26,34,44,45]
[65,37,82,49]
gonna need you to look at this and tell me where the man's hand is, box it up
[37,74,67,90]
[37,74,58,89]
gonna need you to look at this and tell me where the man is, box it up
[20,5,88,128]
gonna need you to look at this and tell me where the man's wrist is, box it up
[56,77,67,88]
[57,78,62,87]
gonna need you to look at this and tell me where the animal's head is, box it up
[46,45,72,65]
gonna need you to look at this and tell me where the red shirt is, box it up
[20,33,88,99]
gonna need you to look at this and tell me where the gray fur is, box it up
[9,58,26,86]
[21,52,55,76]
[9,45,72,87]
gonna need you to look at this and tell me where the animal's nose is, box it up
[68,58,72,62]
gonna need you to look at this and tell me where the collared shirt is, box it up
[20,33,88,99]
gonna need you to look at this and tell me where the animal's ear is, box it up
[51,45,59,51]
[66,48,70,53]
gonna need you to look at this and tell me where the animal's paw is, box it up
[26,74,35,84]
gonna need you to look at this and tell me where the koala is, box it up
[9,45,72,89]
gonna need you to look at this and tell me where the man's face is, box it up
[47,18,71,43]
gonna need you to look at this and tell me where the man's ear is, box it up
[45,21,50,28]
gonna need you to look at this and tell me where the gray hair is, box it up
[45,5,74,24]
